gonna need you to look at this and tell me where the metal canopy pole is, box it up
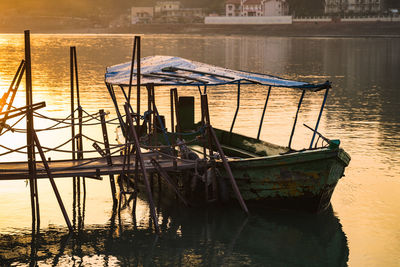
[106,83,126,136]
[309,88,329,149]
[257,86,271,140]
[128,37,137,105]
[288,90,306,149]
[230,82,240,133]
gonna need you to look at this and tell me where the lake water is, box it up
[0,34,399,266]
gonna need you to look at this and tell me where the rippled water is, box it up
[0,34,399,266]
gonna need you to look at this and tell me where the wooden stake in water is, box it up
[24,30,40,229]
[124,103,160,234]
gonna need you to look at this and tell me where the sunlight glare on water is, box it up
[0,34,399,266]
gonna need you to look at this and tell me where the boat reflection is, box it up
[0,193,348,266]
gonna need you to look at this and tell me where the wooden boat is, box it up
[105,55,351,213]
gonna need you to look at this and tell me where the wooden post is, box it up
[170,88,179,169]
[32,130,73,232]
[208,125,249,215]
[150,159,189,207]
[201,93,249,214]
[70,47,76,162]
[147,85,152,137]
[73,47,86,207]
[150,84,158,146]
[136,36,141,126]
[124,103,160,234]
[70,47,77,226]
[170,89,175,134]
[100,109,117,203]
[201,94,219,201]
[25,30,40,228]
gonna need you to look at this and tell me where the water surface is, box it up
[0,34,399,266]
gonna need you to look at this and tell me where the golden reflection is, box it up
[0,34,399,267]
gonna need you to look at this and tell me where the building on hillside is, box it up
[225,0,289,17]
[242,0,263,16]
[131,7,154,24]
[324,0,384,15]
[226,0,242,16]
[263,0,289,16]
[155,1,181,13]
[154,1,205,23]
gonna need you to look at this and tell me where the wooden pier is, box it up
[0,31,249,235]
[0,153,199,180]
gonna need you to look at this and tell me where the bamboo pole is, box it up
[32,130,73,232]
[201,94,249,214]
[73,46,85,209]
[208,125,249,214]
[100,109,117,203]
[70,47,77,227]
[124,103,160,234]
[24,30,40,228]
[150,159,189,207]
[136,36,141,126]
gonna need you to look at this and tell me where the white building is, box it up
[131,7,154,24]
[325,0,384,15]
[154,1,205,23]
[263,0,289,16]
[226,0,242,17]
[226,0,289,17]
[242,0,263,16]
[155,1,181,13]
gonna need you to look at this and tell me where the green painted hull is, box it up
[217,148,350,212]
[151,127,351,212]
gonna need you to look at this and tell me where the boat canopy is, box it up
[105,56,330,90]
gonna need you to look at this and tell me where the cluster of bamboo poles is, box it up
[105,35,250,234]
[1,31,251,237]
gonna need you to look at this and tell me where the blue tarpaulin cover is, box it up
[105,56,330,90]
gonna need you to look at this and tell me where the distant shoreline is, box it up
[1,22,400,38]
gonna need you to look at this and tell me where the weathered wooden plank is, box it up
[0,153,197,180]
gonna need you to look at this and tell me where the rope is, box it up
[0,135,125,157]
[48,144,125,171]
[0,144,28,156]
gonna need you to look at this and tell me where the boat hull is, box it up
[217,148,350,212]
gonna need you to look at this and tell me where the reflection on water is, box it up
[0,194,348,266]
[0,34,399,266]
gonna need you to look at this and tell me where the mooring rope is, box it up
[0,144,29,156]
[81,109,123,126]
[0,114,26,136]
